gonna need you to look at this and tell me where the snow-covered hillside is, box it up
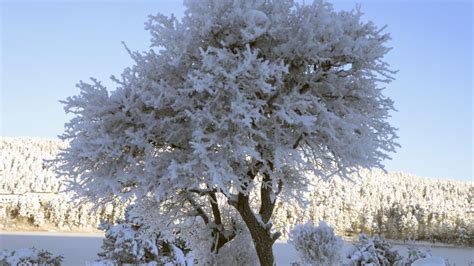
[0,138,472,245]
[273,169,473,245]
[0,137,124,230]
[0,138,65,194]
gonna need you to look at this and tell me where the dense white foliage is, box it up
[0,247,63,266]
[57,0,397,208]
[57,0,399,263]
[289,220,342,265]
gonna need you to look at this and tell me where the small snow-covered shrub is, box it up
[289,221,343,265]
[0,247,63,265]
[400,243,432,265]
[349,233,402,266]
[97,209,191,265]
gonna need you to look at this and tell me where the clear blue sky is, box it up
[1,0,472,181]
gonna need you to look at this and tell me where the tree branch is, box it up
[183,192,209,224]
[208,191,238,252]
[293,133,304,149]
[188,188,216,196]
[209,191,222,225]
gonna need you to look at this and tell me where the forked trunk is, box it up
[235,193,276,266]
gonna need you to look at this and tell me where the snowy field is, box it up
[0,231,473,265]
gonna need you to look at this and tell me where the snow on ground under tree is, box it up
[1,232,472,265]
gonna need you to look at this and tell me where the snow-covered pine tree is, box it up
[56,0,397,264]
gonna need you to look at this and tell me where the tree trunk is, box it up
[235,193,276,266]
[184,191,235,254]
[231,159,282,265]
[247,223,275,266]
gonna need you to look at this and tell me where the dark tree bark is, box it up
[185,190,236,254]
[209,191,236,252]
[235,192,277,266]
[230,160,282,266]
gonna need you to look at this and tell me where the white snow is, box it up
[0,232,103,265]
[412,256,446,266]
[2,248,38,265]
[1,232,472,266]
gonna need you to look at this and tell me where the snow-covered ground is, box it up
[0,231,103,265]
[391,243,474,266]
[0,232,473,265]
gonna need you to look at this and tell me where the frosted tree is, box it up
[57,0,398,264]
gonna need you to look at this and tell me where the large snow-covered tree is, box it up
[57,0,398,264]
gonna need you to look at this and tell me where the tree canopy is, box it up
[57,0,398,264]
